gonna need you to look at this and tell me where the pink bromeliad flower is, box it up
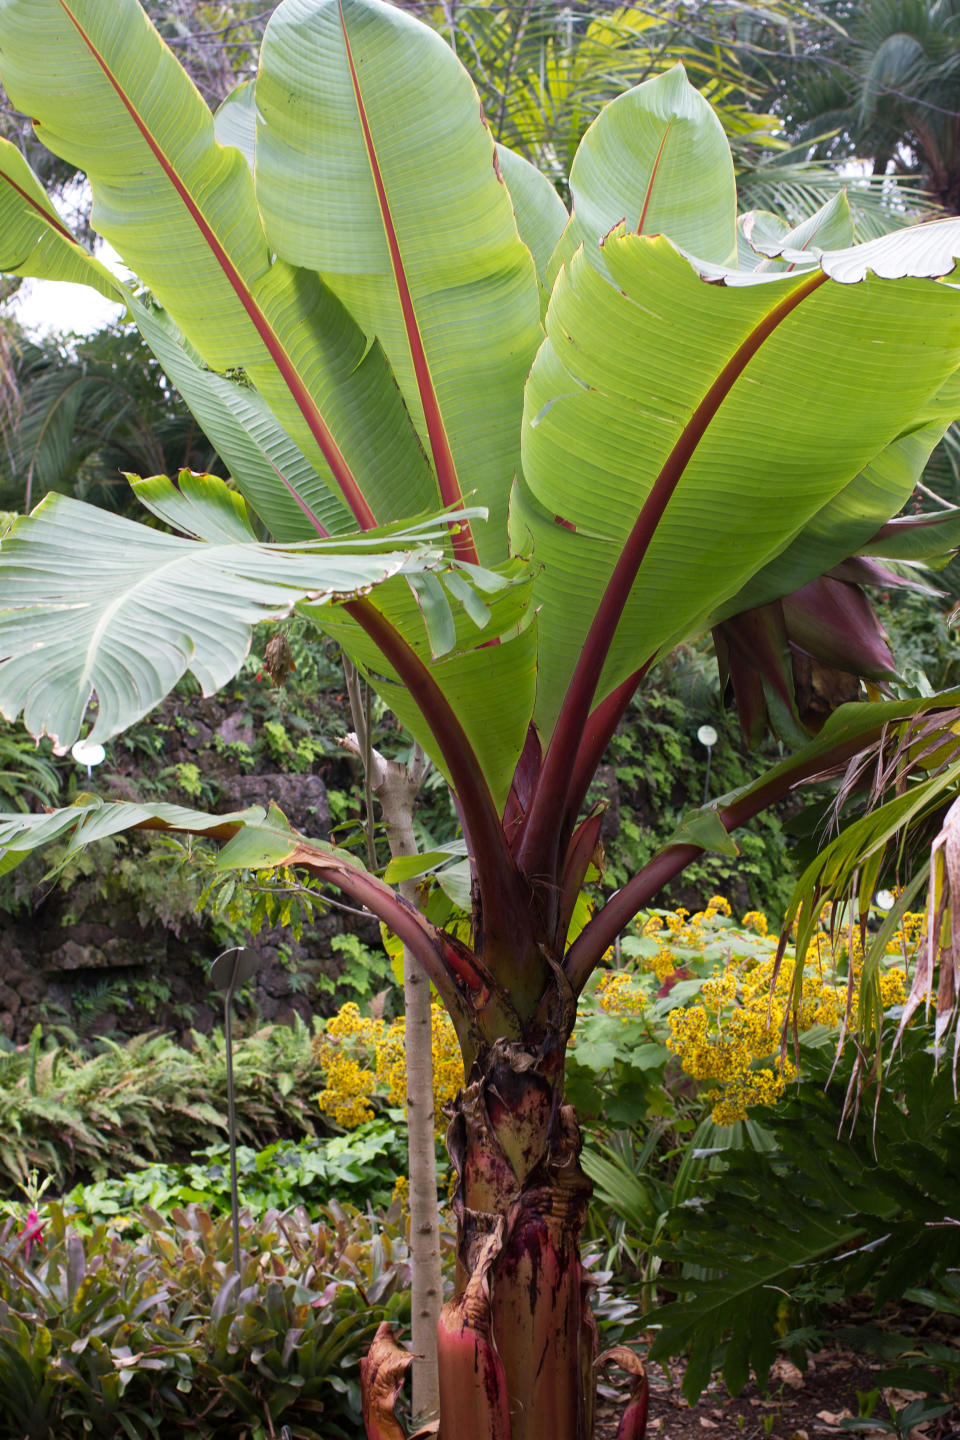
[18,1208,43,1262]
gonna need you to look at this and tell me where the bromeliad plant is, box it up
[4,2,960,1435]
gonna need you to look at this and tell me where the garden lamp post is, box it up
[71,739,105,781]
[209,946,260,1276]
[697,724,718,803]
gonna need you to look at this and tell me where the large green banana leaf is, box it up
[0,0,545,807]
[711,411,956,622]
[516,67,957,663]
[0,0,435,541]
[0,794,376,882]
[215,77,567,314]
[217,78,566,313]
[517,223,960,737]
[255,0,542,562]
[0,472,483,751]
[0,138,538,811]
[705,196,960,614]
[0,135,379,541]
[4,0,960,822]
[317,570,538,812]
[547,64,738,286]
[0,137,120,301]
[0,138,421,549]
[713,206,960,616]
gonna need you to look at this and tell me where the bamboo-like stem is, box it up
[342,733,444,1421]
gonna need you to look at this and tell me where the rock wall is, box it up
[0,688,380,1046]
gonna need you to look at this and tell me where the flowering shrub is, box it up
[574,897,917,1127]
[315,1001,462,1137]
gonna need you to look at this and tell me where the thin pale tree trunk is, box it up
[340,703,443,1421]
[376,752,444,1424]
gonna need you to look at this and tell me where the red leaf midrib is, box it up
[338,0,479,565]
[53,0,377,532]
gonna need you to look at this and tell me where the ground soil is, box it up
[595,1311,960,1440]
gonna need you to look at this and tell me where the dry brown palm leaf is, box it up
[894,794,960,1091]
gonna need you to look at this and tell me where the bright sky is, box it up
[8,272,125,339]
[5,180,126,340]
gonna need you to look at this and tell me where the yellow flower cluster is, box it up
[595,971,647,1017]
[316,1053,378,1128]
[647,946,678,983]
[885,910,926,953]
[323,1001,385,1046]
[667,972,797,1126]
[640,901,738,983]
[315,1001,386,1127]
[315,1001,462,1138]
[374,1004,462,1135]
[667,932,909,1124]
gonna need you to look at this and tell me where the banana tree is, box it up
[3,2,960,1436]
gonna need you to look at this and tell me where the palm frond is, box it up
[737,157,939,236]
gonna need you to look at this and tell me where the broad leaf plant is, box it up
[2,2,960,1436]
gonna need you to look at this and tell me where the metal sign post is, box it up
[209,946,260,1277]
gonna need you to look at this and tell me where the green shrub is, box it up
[58,1122,408,1232]
[0,1200,412,1438]
[0,1021,330,1193]
[646,1024,960,1403]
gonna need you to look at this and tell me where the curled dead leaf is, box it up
[263,631,296,687]
[815,1407,853,1427]
[771,1356,805,1390]
[598,1346,649,1440]
[360,1322,416,1440]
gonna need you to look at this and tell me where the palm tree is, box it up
[757,0,960,212]
[0,323,223,514]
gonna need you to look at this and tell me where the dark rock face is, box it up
[0,676,384,1046]
[215,712,255,748]
[0,907,349,1045]
[182,721,214,752]
[217,773,331,837]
